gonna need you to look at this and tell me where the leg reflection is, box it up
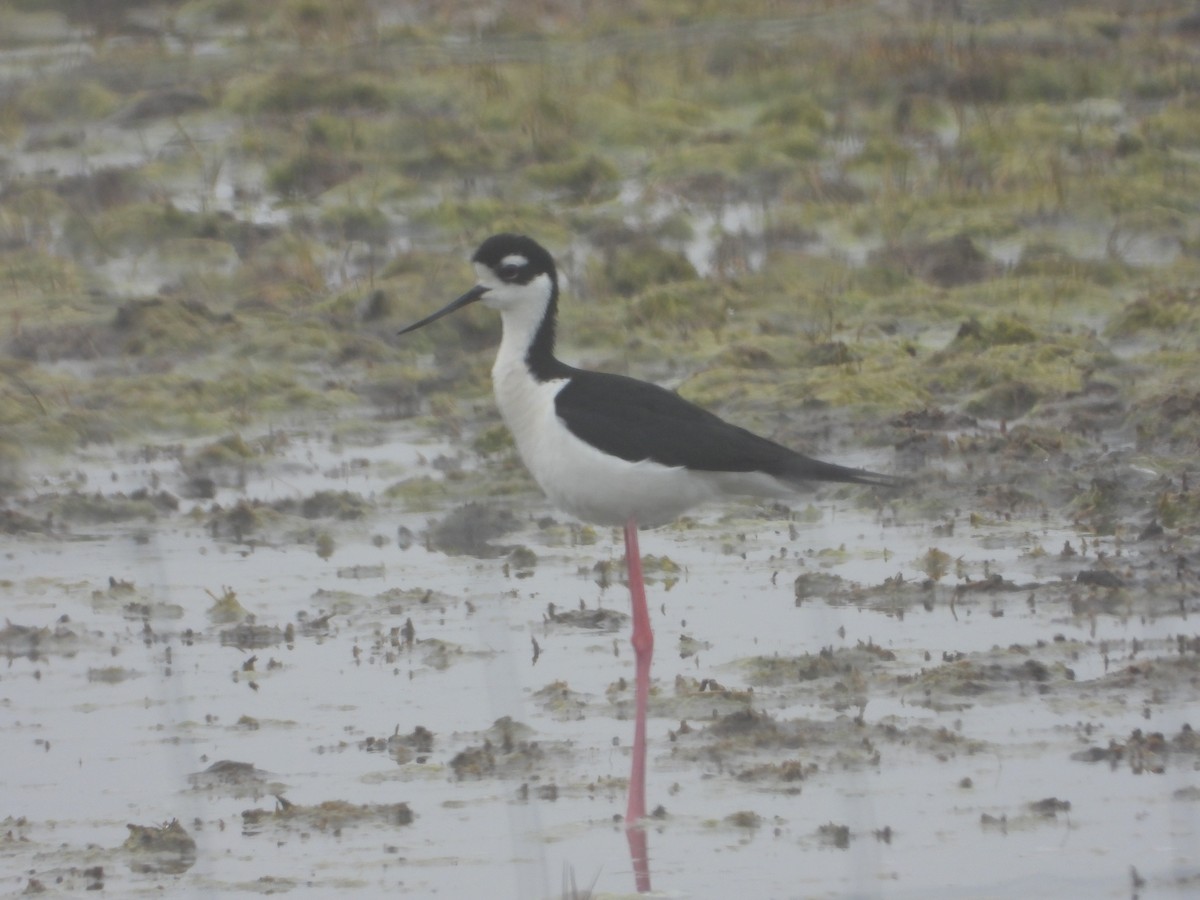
[625,821,652,893]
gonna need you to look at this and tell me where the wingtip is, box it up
[852,470,907,489]
[786,455,905,490]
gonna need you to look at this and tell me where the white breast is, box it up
[491,356,733,527]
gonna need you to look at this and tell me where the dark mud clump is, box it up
[241,798,413,836]
[362,725,436,764]
[188,760,285,799]
[870,233,998,288]
[428,502,520,557]
[448,716,576,781]
[545,600,627,631]
[122,820,197,874]
[0,618,80,660]
[1072,725,1200,775]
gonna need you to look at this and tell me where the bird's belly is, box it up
[536,445,717,527]
[494,375,719,527]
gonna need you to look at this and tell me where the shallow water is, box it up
[2,421,1196,899]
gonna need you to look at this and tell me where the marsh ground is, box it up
[1,1,1199,897]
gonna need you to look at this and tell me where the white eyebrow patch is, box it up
[501,254,528,267]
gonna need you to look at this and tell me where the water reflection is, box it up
[626,823,652,893]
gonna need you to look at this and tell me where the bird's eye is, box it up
[498,263,521,282]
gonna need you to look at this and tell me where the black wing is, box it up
[554,370,894,487]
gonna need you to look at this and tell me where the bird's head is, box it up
[398,233,558,337]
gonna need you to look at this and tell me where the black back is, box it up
[555,370,891,487]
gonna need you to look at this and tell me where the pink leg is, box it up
[623,517,652,825]
[623,518,653,892]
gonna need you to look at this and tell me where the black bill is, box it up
[397,284,490,336]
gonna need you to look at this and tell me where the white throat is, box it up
[480,268,555,379]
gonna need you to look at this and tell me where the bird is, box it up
[398,232,896,847]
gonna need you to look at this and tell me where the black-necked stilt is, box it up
[399,232,896,835]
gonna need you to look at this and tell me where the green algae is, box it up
[1107,287,1200,337]
[590,240,699,298]
[226,68,392,116]
[207,586,251,624]
[53,491,163,524]
[15,77,120,123]
[525,154,621,204]
[1156,484,1200,531]
[268,148,362,199]
[383,475,451,513]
